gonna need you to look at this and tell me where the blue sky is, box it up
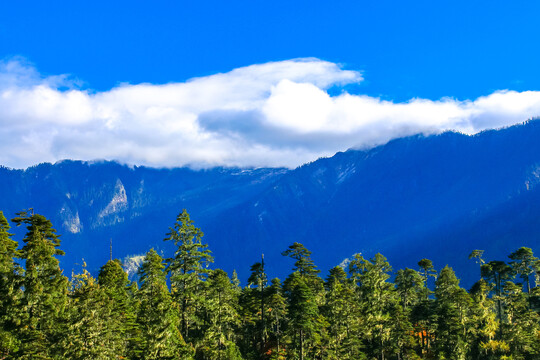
[1,1,540,168]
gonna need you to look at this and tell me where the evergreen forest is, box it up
[0,208,539,360]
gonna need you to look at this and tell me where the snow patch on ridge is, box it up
[98,179,128,219]
[60,205,82,234]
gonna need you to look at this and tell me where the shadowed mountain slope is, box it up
[1,120,539,285]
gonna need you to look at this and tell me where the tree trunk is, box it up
[300,330,304,360]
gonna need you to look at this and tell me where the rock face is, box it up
[1,120,540,285]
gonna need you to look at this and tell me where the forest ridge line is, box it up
[0,208,538,359]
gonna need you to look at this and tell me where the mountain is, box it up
[1,120,540,286]
[0,162,287,277]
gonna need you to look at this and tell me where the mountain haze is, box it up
[1,120,540,285]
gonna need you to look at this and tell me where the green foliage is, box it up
[434,266,471,360]
[138,249,191,360]
[63,265,118,360]
[98,259,140,358]
[284,271,322,360]
[281,242,320,277]
[0,211,20,358]
[323,266,363,359]
[12,210,68,359]
[197,269,241,360]
[164,209,213,343]
[0,207,538,360]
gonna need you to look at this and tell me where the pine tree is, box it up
[137,249,191,360]
[98,259,139,358]
[247,258,268,356]
[501,279,540,359]
[164,210,213,343]
[417,258,437,301]
[281,242,320,277]
[394,268,424,359]
[63,264,118,360]
[282,242,325,307]
[284,272,321,360]
[12,211,69,360]
[469,279,504,360]
[323,266,363,359]
[433,266,471,360]
[198,269,242,360]
[481,260,512,334]
[411,258,437,355]
[509,247,538,309]
[349,253,395,360]
[0,211,20,358]
[266,278,287,360]
[395,268,424,311]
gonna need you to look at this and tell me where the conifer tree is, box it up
[481,260,512,332]
[247,258,268,356]
[394,268,424,358]
[164,210,213,342]
[0,211,20,358]
[63,264,118,360]
[282,242,324,306]
[469,279,503,359]
[198,269,242,360]
[98,259,139,358]
[137,249,191,360]
[284,272,321,360]
[349,253,395,360]
[12,210,68,359]
[501,279,540,358]
[281,242,320,277]
[411,258,437,355]
[395,268,424,311]
[265,278,287,359]
[509,247,538,310]
[433,266,471,360]
[417,258,437,300]
[323,266,363,359]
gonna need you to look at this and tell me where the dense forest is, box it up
[0,209,538,360]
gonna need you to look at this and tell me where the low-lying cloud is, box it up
[1,57,540,169]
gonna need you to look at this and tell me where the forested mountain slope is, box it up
[1,120,539,285]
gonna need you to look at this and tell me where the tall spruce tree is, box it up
[394,268,424,358]
[266,278,287,360]
[509,247,538,310]
[434,266,471,360]
[0,211,20,358]
[284,272,321,360]
[12,211,68,360]
[501,279,540,358]
[323,266,364,359]
[395,268,424,311]
[63,264,118,360]
[198,269,242,360]
[164,210,213,343]
[469,279,503,359]
[481,260,512,333]
[137,249,191,360]
[413,258,437,355]
[98,259,139,358]
[247,258,268,356]
[281,243,320,277]
[349,253,395,360]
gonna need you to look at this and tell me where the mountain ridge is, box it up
[1,120,539,286]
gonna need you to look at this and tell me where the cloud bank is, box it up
[1,58,540,169]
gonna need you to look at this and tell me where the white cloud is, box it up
[1,57,540,169]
